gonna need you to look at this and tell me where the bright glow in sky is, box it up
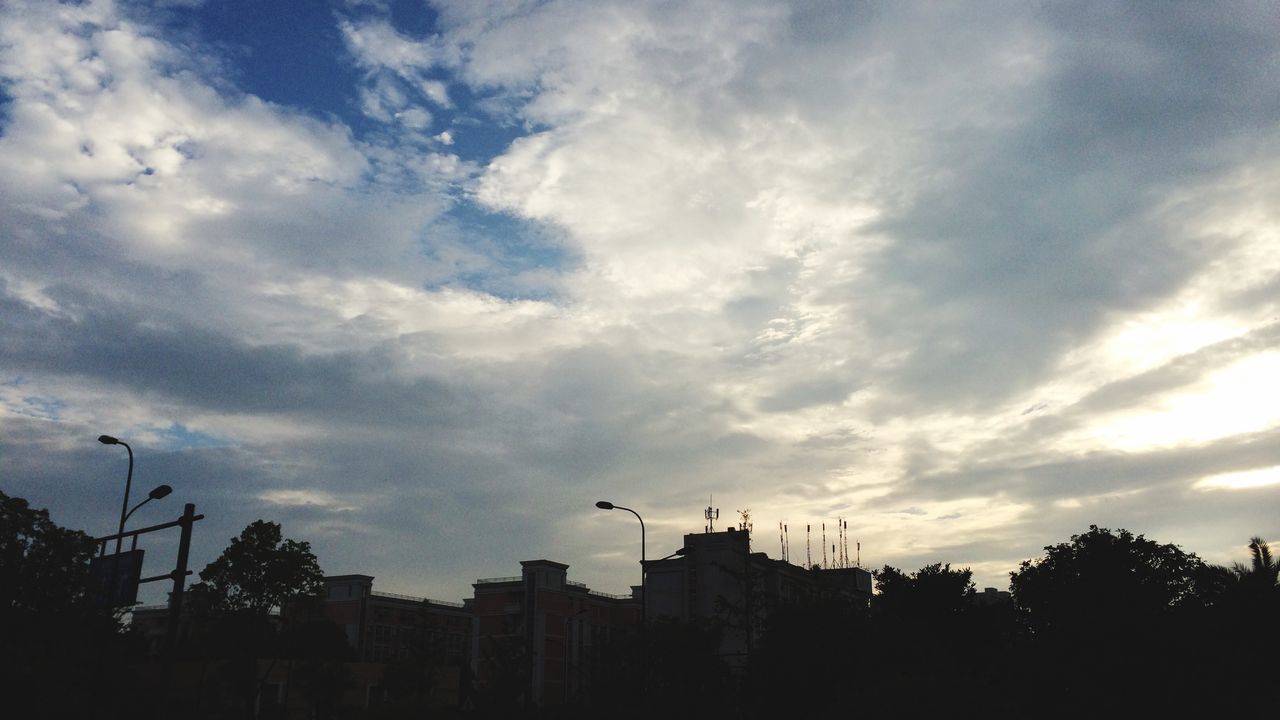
[1,0,1277,602]
[1195,466,1280,492]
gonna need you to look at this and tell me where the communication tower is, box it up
[822,523,828,569]
[704,496,719,533]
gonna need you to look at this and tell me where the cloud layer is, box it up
[2,0,1278,599]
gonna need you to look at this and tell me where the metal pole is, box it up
[113,441,134,554]
[613,506,646,624]
[615,505,646,699]
[163,503,196,697]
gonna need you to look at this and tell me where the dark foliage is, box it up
[189,519,325,615]
[182,519,329,719]
[0,491,140,718]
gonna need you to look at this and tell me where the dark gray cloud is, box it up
[0,281,461,424]
[2,0,1278,600]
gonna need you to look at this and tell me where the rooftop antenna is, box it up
[806,525,812,569]
[704,496,719,533]
[837,517,845,568]
[857,541,861,568]
[778,522,785,562]
[784,523,790,564]
[737,508,752,534]
[822,523,828,569]
[842,519,850,569]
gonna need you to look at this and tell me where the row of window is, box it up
[371,607,470,628]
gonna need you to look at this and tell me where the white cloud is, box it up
[1194,466,1280,492]
[3,0,1279,599]
[258,489,357,511]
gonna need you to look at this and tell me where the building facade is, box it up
[645,528,872,666]
[321,574,472,666]
[470,559,640,708]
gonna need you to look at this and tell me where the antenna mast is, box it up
[842,520,850,569]
[837,517,844,568]
[806,525,812,569]
[704,496,719,533]
[822,523,828,569]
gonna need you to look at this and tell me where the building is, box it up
[321,574,472,666]
[645,527,872,667]
[131,575,476,713]
[972,586,1013,607]
[470,559,640,708]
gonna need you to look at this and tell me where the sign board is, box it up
[89,549,145,607]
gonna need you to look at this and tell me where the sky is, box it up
[1,0,1278,604]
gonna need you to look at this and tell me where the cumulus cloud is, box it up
[2,0,1278,599]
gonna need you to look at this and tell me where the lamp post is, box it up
[595,500,646,625]
[123,484,173,526]
[98,434,134,554]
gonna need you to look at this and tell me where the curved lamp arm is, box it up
[123,484,173,526]
[596,500,647,624]
[99,435,133,553]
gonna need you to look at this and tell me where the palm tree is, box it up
[1231,537,1278,589]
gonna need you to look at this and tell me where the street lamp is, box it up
[595,500,646,625]
[99,434,134,553]
[123,484,173,526]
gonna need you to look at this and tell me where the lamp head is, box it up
[98,435,120,445]
[595,501,615,510]
[148,484,173,500]
[674,547,689,556]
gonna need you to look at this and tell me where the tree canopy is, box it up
[873,562,976,619]
[0,490,99,617]
[1232,536,1279,588]
[1010,525,1205,634]
[189,519,325,615]
[0,492,131,717]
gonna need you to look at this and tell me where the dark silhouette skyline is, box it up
[4,489,1278,718]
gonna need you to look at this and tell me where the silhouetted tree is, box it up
[749,596,868,717]
[186,520,325,719]
[873,562,975,619]
[189,520,325,615]
[1195,536,1280,715]
[1011,526,1205,632]
[0,491,131,718]
[1009,526,1213,716]
[1231,536,1278,590]
[868,563,1018,716]
[1,491,100,613]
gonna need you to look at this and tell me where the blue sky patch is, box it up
[151,0,370,132]
[155,423,228,451]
